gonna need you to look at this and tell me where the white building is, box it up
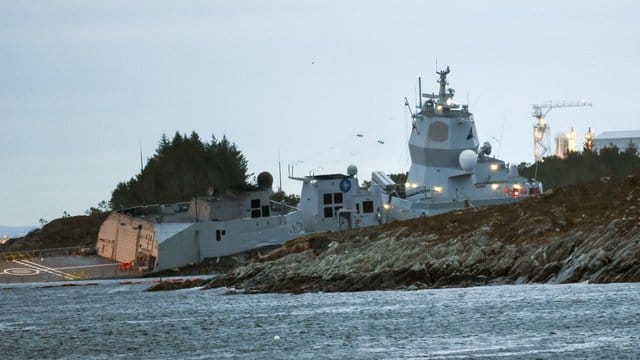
[593,130,640,152]
[555,128,578,159]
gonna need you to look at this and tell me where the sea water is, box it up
[0,281,638,359]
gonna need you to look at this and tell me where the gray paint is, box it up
[386,68,542,220]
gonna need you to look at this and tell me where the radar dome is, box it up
[347,165,358,176]
[257,172,274,189]
[458,150,478,172]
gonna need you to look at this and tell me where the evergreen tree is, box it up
[110,132,249,209]
[518,145,640,189]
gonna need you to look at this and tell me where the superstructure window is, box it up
[333,192,343,204]
[324,207,333,218]
[250,198,263,218]
[362,200,374,213]
[262,205,270,217]
[216,230,221,241]
[323,193,333,205]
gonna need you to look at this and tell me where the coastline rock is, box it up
[145,278,209,292]
[203,174,640,294]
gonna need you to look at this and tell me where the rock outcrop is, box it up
[203,174,640,293]
[0,213,109,252]
[145,278,209,292]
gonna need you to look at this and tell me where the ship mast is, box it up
[437,66,450,102]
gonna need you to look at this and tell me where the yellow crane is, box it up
[532,100,592,162]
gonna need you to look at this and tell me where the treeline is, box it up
[110,132,248,209]
[519,145,640,189]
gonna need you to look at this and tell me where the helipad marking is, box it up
[19,259,79,280]
[12,260,79,280]
[3,267,40,276]
[56,263,119,270]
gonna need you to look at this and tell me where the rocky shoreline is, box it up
[190,175,640,294]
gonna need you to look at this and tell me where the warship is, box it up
[91,166,387,275]
[374,67,542,220]
[94,172,305,273]
[1,66,543,281]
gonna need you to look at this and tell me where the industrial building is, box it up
[593,130,640,152]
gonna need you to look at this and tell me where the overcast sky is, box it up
[1,0,639,226]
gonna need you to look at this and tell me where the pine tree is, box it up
[110,132,249,209]
[518,145,640,189]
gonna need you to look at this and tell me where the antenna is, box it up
[404,97,415,118]
[418,77,422,109]
[278,151,282,193]
[497,114,505,158]
[139,139,143,173]
[435,57,438,73]
[193,173,198,222]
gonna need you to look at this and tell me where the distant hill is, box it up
[0,226,36,239]
[0,214,107,252]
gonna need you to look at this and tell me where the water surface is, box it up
[1,282,638,359]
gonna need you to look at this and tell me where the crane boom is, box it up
[532,100,592,118]
[531,99,592,162]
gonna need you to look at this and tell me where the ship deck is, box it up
[0,254,141,284]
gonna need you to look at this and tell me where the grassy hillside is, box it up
[0,213,109,252]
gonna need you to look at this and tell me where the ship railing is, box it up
[0,246,94,261]
[269,200,298,215]
[117,202,191,217]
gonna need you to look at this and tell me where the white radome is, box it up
[458,149,477,172]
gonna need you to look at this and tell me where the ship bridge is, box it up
[406,67,479,200]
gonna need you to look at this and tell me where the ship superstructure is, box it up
[381,67,542,220]
[291,165,386,233]
[95,166,388,274]
[96,172,305,273]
